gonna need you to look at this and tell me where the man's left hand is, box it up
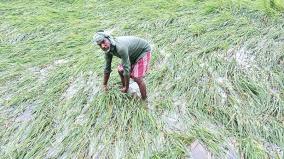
[120,87,128,93]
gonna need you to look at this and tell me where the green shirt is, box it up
[104,36,151,77]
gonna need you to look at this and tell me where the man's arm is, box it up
[103,72,110,90]
[103,53,113,90]
[121,74,129,93]
[120,49,131,93]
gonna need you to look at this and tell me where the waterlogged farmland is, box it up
[0,0,284,158]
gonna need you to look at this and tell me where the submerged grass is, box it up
[1,0,284,158]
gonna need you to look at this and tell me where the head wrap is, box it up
[93,31,116,46]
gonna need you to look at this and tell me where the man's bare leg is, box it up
[133,77,147,100]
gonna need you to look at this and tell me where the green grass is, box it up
[1,0,284,158]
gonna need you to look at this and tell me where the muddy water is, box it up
[1,102,37,128]
[28,59,69,83]
[75,114,88,126]
[235,47,255,69]
[85,71,100,103]
[61,73,85,100]
[88,131,106,158]
[263,142,283,159]
[61,71,100,102]
[15,109,33,122]
[186,138,239,159]
[46,124,70,158]
[186,140,212,159]
[225,47,256,70]
[114,140,126,159]
[225,138,239,159]
[161,95,189,133]
[161,110,187,132]
[46,146,61,159]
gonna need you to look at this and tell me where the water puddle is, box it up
[28,59,69,82]
[137,133,166,158]
[85,71,100,103]
[155,48,171,70]
[235,48,255,69]
[75,114,88,126]
[226,47,255,70]
[61,73,85,100]
[186,140,212,159]
[161,110,187,133]
[15,109,33,122]
[216,87,228,105]
[0,23,29,44]
[0,93,13,104]
[92,144,105,159]
[61,71,100,102]
[46,146,61,159]
[1,106,16,128]
[114,140,126,159]
[46,124,70,158]
[88,131,106,158]
[151,132,166,152]
[54,59,69,65]
[161,95,190,133]
[223,138,239,159]
[15,102,37,122]
[263,142,283,159]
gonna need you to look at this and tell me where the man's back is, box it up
[115,36,151,64]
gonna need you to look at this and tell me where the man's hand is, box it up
[120,75,129,93]
[103,85,109,91]
[120,87,128,93]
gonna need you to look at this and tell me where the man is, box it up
[93,30,151,100]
